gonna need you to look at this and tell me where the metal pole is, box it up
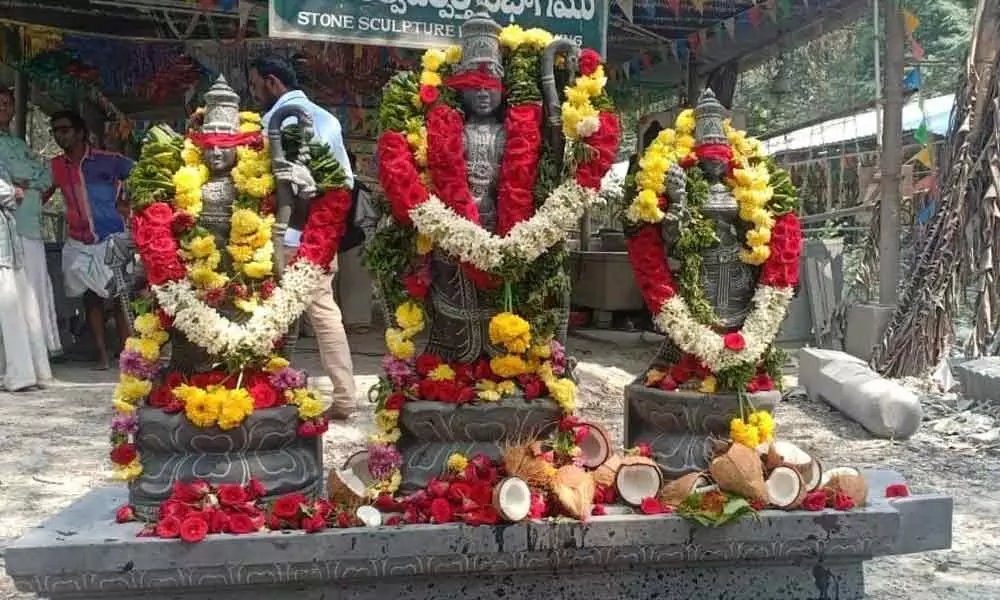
[872,0,883,149]
[879,0,904,305]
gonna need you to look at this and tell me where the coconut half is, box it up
[577,423,612,469]
[709,443,767,502]
[824,473,869,507]
[327,467,368,509]
[615,456,663,507]
[659,472,711,508]
[765,466,807,509]
[819,466,861,489]
[342,451,375,485]
[765,441,823,492]
[356,505,382,527]
[553,465,595,520]
[493,477,532,522]
[591,454,623,489]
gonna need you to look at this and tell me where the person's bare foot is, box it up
[93,357,111,371]
[323,407,352,421]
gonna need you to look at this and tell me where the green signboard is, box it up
[268,0,608,56]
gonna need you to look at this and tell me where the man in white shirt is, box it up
[250,53,355,420]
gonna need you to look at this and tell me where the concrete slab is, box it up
[5,470,951,600]
[954,357,1000,406]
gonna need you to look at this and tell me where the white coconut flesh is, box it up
[343,451,375,486]
[820,466,861,488]
[616,465,661,506]
[578,427,611,469]
[496,478,532,522]
[336,469,368,499]
[803,460,823,492]
[356,505,383,527]
[771,441,813,468]
[766,466,804,509]
[694,483,718,495]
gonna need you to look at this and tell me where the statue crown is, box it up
[694,88,728,146]
[456,8,503,80]
[201,75,240,135]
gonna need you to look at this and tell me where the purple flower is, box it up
[269,367,306,391]
[118,350,158,379]
[111,414,139,435]
[382,355,415,387]
[367,442,402,480]
[550,340,567,375]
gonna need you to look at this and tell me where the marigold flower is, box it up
[447,453,468,473]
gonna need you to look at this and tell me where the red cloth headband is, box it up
[694,143,733,163]
[188,131,264,150]
[445,69,504,92]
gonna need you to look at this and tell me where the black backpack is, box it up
[339,180,367,252]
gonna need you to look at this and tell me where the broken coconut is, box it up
[553,465,595,520]
[492,477,532,522]
[709,442,767,503]
[759,440,823,492]
[765,466,807,509]
[503,444,555,489]
[591,454,623,488]
[615,455,663,507]
[577,422,612,469]
[327,452,372,509]
[819,466,861,488]
[356,505,383,527]
[823,469,868,507]
[658,472,712,508]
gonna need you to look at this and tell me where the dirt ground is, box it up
[0,329,997,599]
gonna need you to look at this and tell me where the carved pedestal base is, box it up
[129,406,323,519]
[397,398,562,492]
[624,383,781,480]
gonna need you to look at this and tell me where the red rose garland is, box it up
[426,105,481,223]
[759,213,803,288]
[626,225,677,312]
[377,131,429,226]
[497,103,544,235]
[291,188,353,268]
[576,112,621,190]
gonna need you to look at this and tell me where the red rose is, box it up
[462,506,498,526]
[171,210,195,234]
[521,376,545,400]
[377,131,429,225]
[217,484,249,507]
[403,272,430,299]
[529,492,548,519]
[259,279,276,299]
[271,494,306,520]
[832,492,855,511]
[384,392,406,411]
[172,480,210,502]
[723,332,746,351]
[429,497,454,523]
[145,230,177,255]
[462,263,500,289]
[147,384,174,408]
[228,513,258,534]
[159,499,190,521]
[578,48,601,75]
[142,202,174,228]
[473,359,495,382]
[497,104,543,235]
[115,504,135,523]
[669,366,690,384]
[336,511,353,528]
[575,112,620,190]
[446,482,472,503]
[110,443,137,465]
[297,421,319,438]
[249,382,280,409]
[748,373,775,393]
[802,490,827,511]
[592,504,607,516]
[163,397,185,413]
[155,515,182,538]
[574,426,590,446]
[203,287,225,307]
[418,84,440,105]
[469,481,495,504]
[640,497,665,515]
[155,309,172,329]
[207,509,230,534]
[302,512,326,533]
[636,443,653,458]
[180,516,209,543]
[658,376,678,391]
[626,226,678,312]
[190,371,227,388]
[247,479,267,500]
[415,354,442,377]
[885,483,910,498]
[749,498,766,511]
[163,371,184,389]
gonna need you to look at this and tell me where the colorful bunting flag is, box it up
[914,122,929,145]
[748,6,764,28]
[913,147,932,168]
[615,0,635,23]
[691,0,705,14]
[668,0,681,17]
[902,9,920,35]
[911,38,925,61]
[688,31,702,56]
[778,0,792,18]
[903,68,921,90]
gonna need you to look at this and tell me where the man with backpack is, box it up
[335,151,376,334]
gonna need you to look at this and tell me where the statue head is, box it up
[199,76,240,175]
[693,89,731,184]
[448,9,504,119]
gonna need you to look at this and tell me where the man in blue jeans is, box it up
[250,53,356,420]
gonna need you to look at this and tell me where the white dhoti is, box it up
[62,238,114,299]
[0,266,52,390]
[21,237,62,355]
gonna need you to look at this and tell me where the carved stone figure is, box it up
[128,77,323,518]
[625,90,781,480]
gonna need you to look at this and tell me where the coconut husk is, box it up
[615,455,664,507]
[553,465,595,520]
[503,445,554,490]
[591,454,623,488]
[492,477,532,522]
[709,442,767,502]
[824,474,868,507]
[327,468,367,510]
[658,472,710,508]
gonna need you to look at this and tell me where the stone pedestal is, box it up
[397,398,561,492]
[6,471,952,600]
[844,303,895,361]
[624,384,781,480]
[130,406,323,519]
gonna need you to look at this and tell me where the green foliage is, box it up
[504,50,542,105]
[126,125,183,210]
[280,124,347,192]
[675,492,757,527]
[363,224,417,311]
[378,72,422,133]
[676,168,721,327]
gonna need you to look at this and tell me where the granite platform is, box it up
[5,470,952,600]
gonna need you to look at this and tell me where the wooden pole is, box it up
[1,25,28,139]
[879,0,905,305]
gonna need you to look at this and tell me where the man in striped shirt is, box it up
[47,110,133,370]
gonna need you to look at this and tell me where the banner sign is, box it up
[268,0,608,57]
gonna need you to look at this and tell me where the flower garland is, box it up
[624,107,802,400]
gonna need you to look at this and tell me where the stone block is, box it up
[844,303,895,361]
[954,357,1000,405]
[5,470,951,600]
[569,250,646,312]
[804,357,922,439]
[797,347,865,394]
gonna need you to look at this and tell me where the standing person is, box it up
[47,110,133,370]
[337,151,375,334]
[249,53,356,420]
[0,167,52,390]
[0,89,62,358]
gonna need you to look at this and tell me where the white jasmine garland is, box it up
[408,180,600,272]
[653,285,794,373]
[153,260,328,361]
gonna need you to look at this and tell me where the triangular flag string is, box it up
[691,0,705,15]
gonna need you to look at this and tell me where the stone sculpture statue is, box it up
[625,90,782,480]
[128,77,323,517]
